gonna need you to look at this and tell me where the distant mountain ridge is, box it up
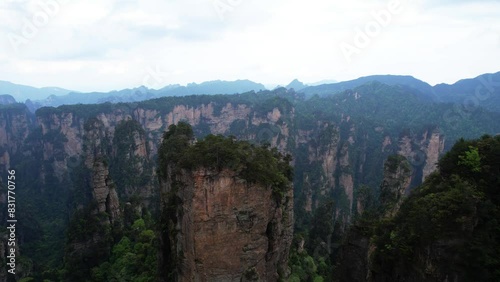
[433,71,500,112]
[300,74,436,100]
[0,80,73,102]
[1,72,499,113]
[17,79,267,109]
[299,72,500,112]
[0,94,17,105]
[285,79,307,91]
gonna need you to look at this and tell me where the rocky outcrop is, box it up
[91,159,120,224]
[337,225,372,282]
[0,97,446,241]
[160,167,293,282]
[33,103,291,180]
[397,127,445,183]
[379,155,412,218]
[295,121,445,238]
[0,105,32,171]
[338,155,412,282]
[422,129,445,181]
[18,95,445,228]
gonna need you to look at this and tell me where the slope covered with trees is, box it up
[338,135,500,281]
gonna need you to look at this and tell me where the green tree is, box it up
[458,146,481,172]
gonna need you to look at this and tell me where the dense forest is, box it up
[338,135,500,281]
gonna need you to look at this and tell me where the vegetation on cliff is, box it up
[158,122,294,281]
[289,200,335,282]
[158,121,293,197]
[338,135,500,281]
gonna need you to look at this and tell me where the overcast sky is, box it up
[1,0,499,92]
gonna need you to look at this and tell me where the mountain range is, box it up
[2,72,499,113]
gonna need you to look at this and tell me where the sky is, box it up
[0,0,499,92]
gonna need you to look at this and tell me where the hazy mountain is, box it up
[0,80,73,102]
[308,79,338,86]
[285,79,307,91]
[27,79,267,109]
[34,86,157,107]
[433,71,500,112]
[300,75,436,101]
[0,94,16,105]
[154,79,266,97]
[299,73,500,113]
[3,73,499,114]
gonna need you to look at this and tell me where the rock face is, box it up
[337,155,412,282]
[296,121,444,233]
[1,96,444,225]
[160,168,293,282]
[379,155,412,218]
[91,159,120,224]
[337,226,372,282]
[0,105,32,171]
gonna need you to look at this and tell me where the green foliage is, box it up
[36,102,116,119]
[384,154,410,174]
[157,122,294,280]
[309,200,334,252]
[289,248,329,282]
[368,135,500,280]
[111,120,152,195]
[157,121,194,179]
[458,145,482,172]
[90,215,158,282]
[158,122,293,198]
[63,204,114,281]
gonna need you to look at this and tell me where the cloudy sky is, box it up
[1,0,499,92]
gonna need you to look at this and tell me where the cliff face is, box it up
[379,155,412,218]
[295,120,444,232]
[397,128,445,183]
[63,157,121,280]
[91,160,121,225]
[158,125,294,282]
[162,168,293,282]
[337,155,412,282]
[0,105,32,171]
[33,102,291,182]
[1,96,444,225]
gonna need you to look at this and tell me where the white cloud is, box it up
[0,0,499,91]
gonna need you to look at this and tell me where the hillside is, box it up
[339,135,500,281]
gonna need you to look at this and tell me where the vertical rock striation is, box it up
[161,168,293,282]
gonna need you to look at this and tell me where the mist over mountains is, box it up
[1,79,266,108]
[2,72,499,113]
